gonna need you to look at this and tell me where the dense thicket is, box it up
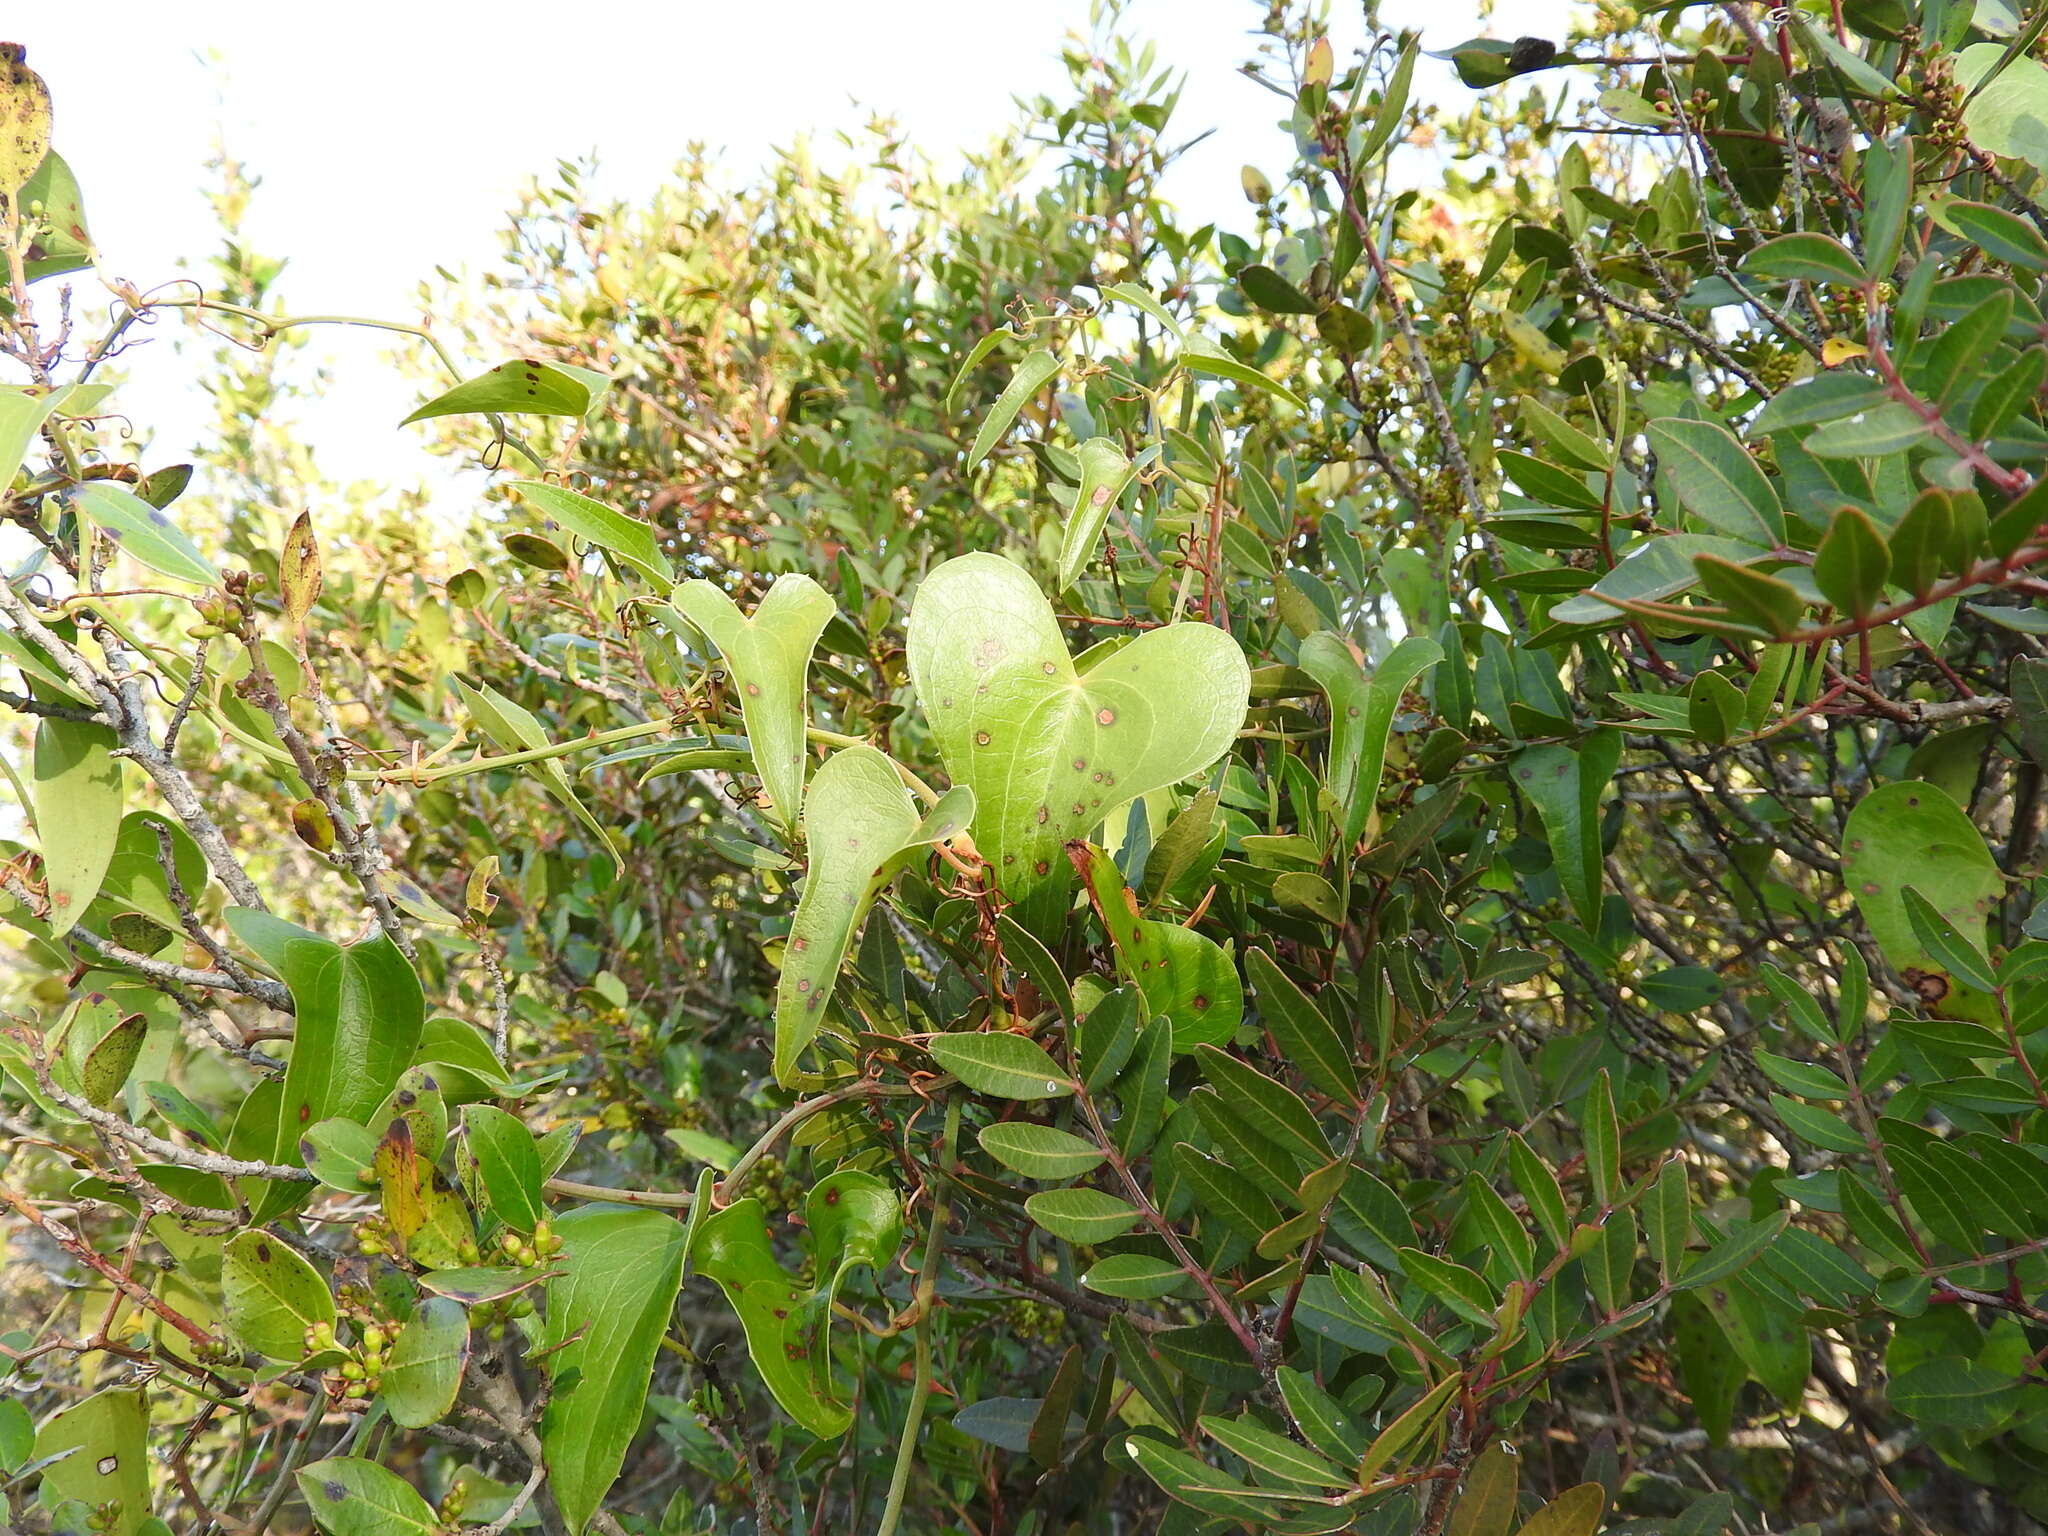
[7,5,2048,1534]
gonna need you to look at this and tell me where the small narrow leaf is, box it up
[966,349,1060,468]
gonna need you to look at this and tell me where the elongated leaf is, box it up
[1201,1414,1345,1488]
[1082,1253,1187,1298]
[1647,418,1784,546]
[1512,729,1622,930]
[1740,232,1865,285]
[32,718,121,937]
[1676,1210,1791,1290]
[1357,38,1420,163]
[1583,1070,1620,1207]
[1026,1187,1142,1243]
[966,349,1060,468]
[928,1029,1073,1100]
[1902,886,1997,992]
[1753,371,1889,434]
[1357,1373,1460,1483]
[1551,535,1764,626]
[978,1121,1105,1179]
[1180,332,1307,411]
[401,358,609,424]
[542,1206,689,1530]
[1244,948,1357,1101]
[670,574,836,831]
[776,748,968,1083]
[509,480,671,586]
[1123,1436,1355,1534]
[71,481,218,585]
[1057,436,1139,592]
[451,676,621,868]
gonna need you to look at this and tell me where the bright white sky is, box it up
[16,0,1554,500]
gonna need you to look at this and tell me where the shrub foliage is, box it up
[7,4,2048,1534]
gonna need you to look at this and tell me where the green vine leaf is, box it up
[1070,840,1242,1050]
[691,1172,900,1439]
[1056,437,1138,593]
[965,348,1059,468]
[71,481,219,586]
[774,745,972,1085]
[451,675,622,869]
[906,552,1249,932]
[508,480,671,586]
[400,359,611,425]
[670,574,837,832]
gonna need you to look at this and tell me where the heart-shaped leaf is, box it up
[906,553,1249,930]
[1071,840,1241,1049]
[1057,437,1138,593]
[671,575,837,832]
[774,745,972,1084]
